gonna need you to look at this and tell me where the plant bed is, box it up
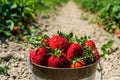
[74,0,120,38]
[0,0,69,42]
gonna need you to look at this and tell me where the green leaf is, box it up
[101,44,108,49]
[10,13,18,20]
[24,7,32,12]
[10,3,17,9]
[118,52,120,55]
[2,30,11,36]
[0,0,7,4]
[25,0,34,6]
[6,20,14,31]
[0,63,9,75]
[104,54,110,60]
[107,40,114,48]
[69,32,73,38]
[100,40,114,59]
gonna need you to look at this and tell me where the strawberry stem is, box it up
[51,49,62,58]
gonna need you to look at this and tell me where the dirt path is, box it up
[42,1,96,37]
[0,1,120,80]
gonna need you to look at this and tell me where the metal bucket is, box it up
[30,59,99,80]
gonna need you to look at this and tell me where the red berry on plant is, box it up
[13,26,19,32]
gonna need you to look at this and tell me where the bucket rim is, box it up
[31,59,100,70]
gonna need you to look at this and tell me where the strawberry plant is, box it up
[100,40,115,60]
[0,0,37,37]
[29,31,100,68]
[0,63,9,75]
[74,0,103,12]
[98,0,120,34]
[0,0,68,41]
[74,0,120,37]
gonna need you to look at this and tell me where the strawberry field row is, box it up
[0,0,68,39]
[74,0,120,38]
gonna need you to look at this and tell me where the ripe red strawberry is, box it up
[13,26,19,33]
[49,36,70,52]
[30,47,49,66]
[29,48,36,60]
[85,40,96,48]
[48,50,70,68]
[93,48,99,61]
[72,61,86,68]
[44,38,49,45]
[12,26,19,35]
[71,60,86,68]
[67,43,83,60]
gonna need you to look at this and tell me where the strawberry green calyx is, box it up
[48,49,70,68]
[70,58,86,68]
[82,47,95,65]
[52,49,63,58]
[30,34,49,50]
[75,36,90,46]
[57,31,73,40]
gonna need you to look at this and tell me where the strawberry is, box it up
[30,47,49,66]
[49,36,70,52]
[29,48,36,60]
[12,26,19,35]
[85,40,96,48]
[48,50,70,68]
[71,60,86,68]
[44,38,49,45]
[74,61,86,68]
[93,48,99,61]
[36,47,49,65]
[67,43,83,60]
[13,26,19,32]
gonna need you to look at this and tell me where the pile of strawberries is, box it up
[29,31,99,68]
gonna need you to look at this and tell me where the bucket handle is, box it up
[98,61,103,80]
